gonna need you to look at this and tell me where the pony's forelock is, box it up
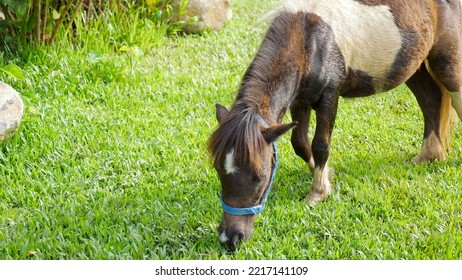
[208,102,268,174]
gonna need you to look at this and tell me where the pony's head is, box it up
[208,103,296,250]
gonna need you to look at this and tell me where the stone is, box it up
[0,81,24,141]
[172,0,232,33]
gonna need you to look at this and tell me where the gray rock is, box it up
[172,0,232,33]
[0,82,24,141]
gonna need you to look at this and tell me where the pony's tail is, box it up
[438,83,458,152]
[425,61,457,153]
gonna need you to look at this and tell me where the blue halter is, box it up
[220,115,278,216]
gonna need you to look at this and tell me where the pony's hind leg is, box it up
[427,11,462,120]
[423,19,462,162]
[428,54,462,121]
[290,103,315,172]
[405,64,447,163]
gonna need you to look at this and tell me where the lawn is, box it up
[1,0,461,259]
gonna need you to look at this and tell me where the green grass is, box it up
[1,0,461,260]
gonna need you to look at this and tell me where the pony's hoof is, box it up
[412,154,445,164]
[304,185,332,205]
[304,194,323,205]
[412,155,426,165]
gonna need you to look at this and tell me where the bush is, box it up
[0,0,189,51]
[0,0,82,49]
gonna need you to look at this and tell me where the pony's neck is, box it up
[239,71,299,125]
[235,12,307,125]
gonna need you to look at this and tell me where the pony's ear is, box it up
[262,121,298,143]
[215,103,229,124]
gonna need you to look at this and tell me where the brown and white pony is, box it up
[208,0,462,250]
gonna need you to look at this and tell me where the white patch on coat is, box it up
[274,0,402,80]
[308,156,315,171]
[224,149,238,175]
[219,231,229,243]
[306,164,332,204]
[313,166,330,194]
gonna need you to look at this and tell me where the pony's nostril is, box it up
[219,230,244,251]
[218,223,250,250]
[231,234,240,246]
[230,231,244,245]
[224,232,242,251]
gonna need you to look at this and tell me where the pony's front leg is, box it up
[290,104,315,173]
[305,94,338,204]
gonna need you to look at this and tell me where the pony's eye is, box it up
[252,174,262,183]
[252,170,267,183]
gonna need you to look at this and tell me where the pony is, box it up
[208,0,462,250]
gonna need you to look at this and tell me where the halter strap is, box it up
[220,114,278,216]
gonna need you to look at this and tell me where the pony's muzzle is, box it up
[218,227,244,251]
[218,215,255,251]
[219,231,244,251]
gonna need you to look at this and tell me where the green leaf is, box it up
[14,3,28,20]
[118,45,131,52]
[146,0,158,8]
[52,9,61,20]
[0,63,25,80]
[25,14,36,33]
[58,5,66,15]
[85,51,104,64]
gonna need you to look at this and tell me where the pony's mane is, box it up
[208,100,268,173]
